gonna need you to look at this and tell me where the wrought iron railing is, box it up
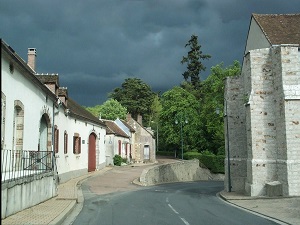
[1,149,54,183]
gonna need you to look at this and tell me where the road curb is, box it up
[49,200,77,225]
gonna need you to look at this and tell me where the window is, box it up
[64,131,68,154]
[54,126,59,153]
[118,140,121,155]
[73,133,81,154]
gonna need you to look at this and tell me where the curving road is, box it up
[73,181,278,225]
[66,159,279,225]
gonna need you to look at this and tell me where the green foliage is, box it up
[85,105,102,118]
[184,151,225,174]
[159,86,202,153]
[198,61,241,154]
[181,34,211,88]
[85,99,127,120]
[99,99,127,120]
[109,78,156,125]
[148,94,162,127]
[113,154,123,166]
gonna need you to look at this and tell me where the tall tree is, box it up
[109,78,156,124]
[85,99,127,120]
[181,34,211,88]
[148,94,162,127]
[199,60,241,154]
[159,86,201,154]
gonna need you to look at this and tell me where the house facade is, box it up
[36,74,107,183]
[225,14,300,196]
[103,115,156,165]
[1,39,106,218]
[126,114,156,163]
[102,119,133,165]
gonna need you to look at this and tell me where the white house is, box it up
[1,40,58,218]
[102,119,133,165]
[36,74,107,183]
[103,115,156,165]
[1,39,107,218]
[224,13,300,197]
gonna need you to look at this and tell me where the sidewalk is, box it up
[219,191,300,225]
[2,160,300,225]
[1,167,112,225]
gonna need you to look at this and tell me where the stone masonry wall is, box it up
[245,48,278,196]
[275,46,300,196]
[228,45,300,197]
[224,76,247,193]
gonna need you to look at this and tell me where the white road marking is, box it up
[167,202,190,225]
[168,204,179,214]
[180,217,190,225]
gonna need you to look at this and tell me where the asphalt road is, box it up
[72,180,279,225]
[61,157,286,225]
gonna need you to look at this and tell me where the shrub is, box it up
[113,155,122,166]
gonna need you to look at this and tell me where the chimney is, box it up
[27,48,37,71]
[126,113,132,122]
[137,114,143,125]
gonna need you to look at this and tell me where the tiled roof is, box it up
[102,120,129,137]
[36,74,60,86]
[67,98,106,127]
[253,13,300,45]
[1,40,57,101]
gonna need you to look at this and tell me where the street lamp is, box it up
[175,114,188,160]
[151,121,159,152]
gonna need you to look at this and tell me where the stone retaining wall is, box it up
[139,159,224,186]
[1,172,57,219]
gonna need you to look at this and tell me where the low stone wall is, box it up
[139,159,224,186]
[1,172,57,219]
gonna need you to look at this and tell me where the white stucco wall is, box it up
[54,110,106,183]
[2,50,55,151]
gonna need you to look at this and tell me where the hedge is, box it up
[157,151,225,174]
[185,151,225,174]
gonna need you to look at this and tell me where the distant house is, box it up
[1,39,107,218]
[225,13,300,197]
[102,119,132,165]
[126,114,156,163]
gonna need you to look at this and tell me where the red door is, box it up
[88,133,96,172]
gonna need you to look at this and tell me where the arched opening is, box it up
[39,115,48,152]
[13,101,24,170]
[88,133,96,172]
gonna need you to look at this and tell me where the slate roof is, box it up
[252,13,300,45]
[120,120,135,133]
[102,120,129,137]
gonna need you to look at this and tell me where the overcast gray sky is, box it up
[1,0,300,106]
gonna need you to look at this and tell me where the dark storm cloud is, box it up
[1,0,300,106]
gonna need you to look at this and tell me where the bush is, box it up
[184,151,225,174]
[113,155,122,166]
